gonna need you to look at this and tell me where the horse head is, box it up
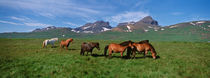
[66,38,73,43]
[93,42,100,50]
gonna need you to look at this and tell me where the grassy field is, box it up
[0,39,209,78]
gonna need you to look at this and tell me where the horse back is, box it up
[109,43,126,52]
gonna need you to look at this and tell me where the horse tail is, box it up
[104,45,109,56]
[42,40,45,48]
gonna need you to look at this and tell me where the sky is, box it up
[0,0,210,33]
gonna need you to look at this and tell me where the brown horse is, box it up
[132,41,157,59]
[60,38,73,50]
[104,41,133,58]
[80,42,100,56]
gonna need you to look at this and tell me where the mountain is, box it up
[112,16,161,32]
[72,21,112,33]
[32,26,72,32]
[0,16,209,42]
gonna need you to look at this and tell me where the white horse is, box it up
[42,38,58,48]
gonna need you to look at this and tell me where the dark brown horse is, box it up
[104,41,133,58]
[132,41,157,59]
[60,38,73,50]
[80,42,100,56]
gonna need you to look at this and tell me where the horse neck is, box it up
[90,43,96,48]
[122,45,130,49]
[66,40,71,44]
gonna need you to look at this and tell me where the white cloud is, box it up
[0,20,22,25]
[105,11,149,24]
[24,22,51,27]
[8,16,52,27]
[0,0,100,18]
[65,22,80,28]
[10,16,25,21]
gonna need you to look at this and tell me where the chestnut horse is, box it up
[60,38,73,50]
[132,41,157,59]
[80,42,100,56]
[104,41,133,58]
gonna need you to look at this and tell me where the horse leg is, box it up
[86,52,88,56]
[144,50,148,58]
[80,49,83,55]
[108,49,112,58]
[65,46,68,50]
[51,43,54,48]
[60,44,62,49]
[90,51,93,56]
[120,51,124,58]
[132,50,136,59]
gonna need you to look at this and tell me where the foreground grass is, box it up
[0,39,209,78]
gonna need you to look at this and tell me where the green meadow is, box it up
[0,39,209,78]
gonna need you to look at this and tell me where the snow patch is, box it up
[83,31,93,33]
[196,21,205,24]
[102,27,111,31]
[148,26,153,28]
[126,25,132,32]
[83,26,91,30]
[208,25,210,27]
[154,29,158,31]
[190,22,196,25]
[71,29,80,33]
[169,25,177,28]
[144,29,149,32]
[161,28,165,30]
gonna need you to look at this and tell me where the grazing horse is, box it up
[60,38,73,50]
[132,42,157,59]
[104,41,133,58]
[42,38,58,48]
[80,42,100,56]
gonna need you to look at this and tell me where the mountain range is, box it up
[0,16,210,42]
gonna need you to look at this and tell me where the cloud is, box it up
[0,0,101,18]
[9,16,52,27]
[65,22,80,28]
[0,16,52,27]
[10,16,31,22]
[182,15,210,22]
[24,22,51,27]
[105,11,149,24]
[0,20,23,25]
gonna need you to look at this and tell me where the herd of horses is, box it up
[42,38,157,59]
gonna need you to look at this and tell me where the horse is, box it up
[104,41,133,58]
[125,40,149,57]
[80,42,100,56]
[60,38,73,50]
[131,41,157,59]
[42,38,58,48]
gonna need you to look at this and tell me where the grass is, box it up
[0,39,209,78]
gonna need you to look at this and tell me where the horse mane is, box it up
[66,38,73,47]
[119,40,134,46]
[137,40,149,44]
[89,42,99,47]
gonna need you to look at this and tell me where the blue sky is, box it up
[0,0,209,33]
